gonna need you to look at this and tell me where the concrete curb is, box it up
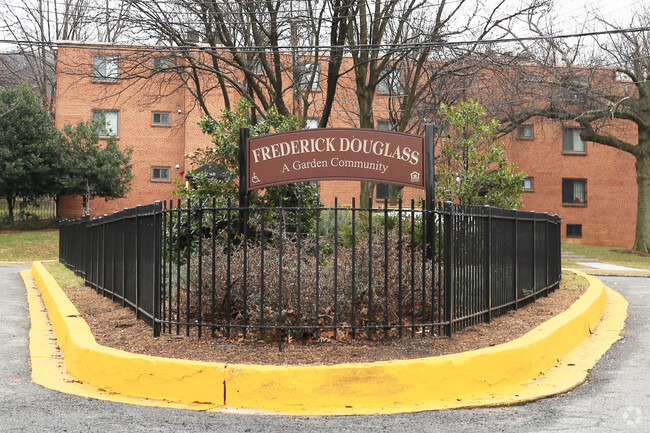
[30,261,626,415]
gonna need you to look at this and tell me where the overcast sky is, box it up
[0,0,646,50]
[550,0,643,32]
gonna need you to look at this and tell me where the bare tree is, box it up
[121,0,354,126]
[487,5,650,251]
[0,0,131,116]
[343,0,550,204]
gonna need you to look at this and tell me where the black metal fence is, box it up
[59,198,561,348]
[59,203,162,331]
[0,198,57,219]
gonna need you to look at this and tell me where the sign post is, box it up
[238,127,250,235]
[424,124,436,259]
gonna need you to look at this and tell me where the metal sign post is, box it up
[239,127,250,235]
[425,124,436,258]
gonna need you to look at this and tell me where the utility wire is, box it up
[1,25,649,54]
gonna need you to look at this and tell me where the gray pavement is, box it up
[575,262,650,272]
[1,267,649,432]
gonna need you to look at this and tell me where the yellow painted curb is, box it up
[23,270,214,411]
[29,262,626,415]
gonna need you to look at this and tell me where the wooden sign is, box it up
[246,128,425,191]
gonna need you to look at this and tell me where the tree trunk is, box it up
[360,182,375,208]
[634,152,650,252]
[358,90,375,206]
[54,195,60,218]
[5,196,15,223]
[82,194,90,217]
[388,185,402,205]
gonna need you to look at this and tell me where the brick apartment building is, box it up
[54,43,638,247]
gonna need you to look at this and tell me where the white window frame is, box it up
[298,63,320,91]
[92,55,119,81]
[377,69,403,95]
[376,120,392,131]
[562,128,586,153]
[305,118,319,129]
[152,111,171,126]
[516,125,534,140]
[92,109,119,137]
[521,177,534,191]
[151,166,171,182]
[152,56,173,71]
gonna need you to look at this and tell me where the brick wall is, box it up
[505,120,637,247]
[54,45,639,247]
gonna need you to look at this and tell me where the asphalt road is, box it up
[1,267,648,432]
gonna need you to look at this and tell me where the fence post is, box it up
[238,127,250,236]
[542,215,548,296]
[513,211,519,310]
[59,221,64,263]
[153,201,162,337]
[556,215,562,283]
[101,218,106,296]
[485,205,492,323]
[533,213,537,301]
[444,201,454,337]
[121,211,126,307]
[81,215,89,280]
[135,205,140,321]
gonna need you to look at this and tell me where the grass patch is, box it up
[562,243,650,270]
[42,261,85,289]
[560,270,589,291]
[0,230,59,261]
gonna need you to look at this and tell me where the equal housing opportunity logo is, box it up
[246,128,426,191]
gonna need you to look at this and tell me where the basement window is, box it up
[566,224,582,238]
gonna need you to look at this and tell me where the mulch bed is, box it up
[61,272,588,366]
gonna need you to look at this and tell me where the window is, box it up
[566,224,582,238]
[376,120,392,131]
[91,110,119,137]
[305,118,319,129]
[376,183,389,200]
[185,30,201,43]
[151,166,171,182]
[152,111,171,126]
[562,179,587,205]
[92,55,119,81]
[561,75,586,103]
[521,177,534,191]
[516,125,534,140]
[377,69,403,95]
[152,56,173,71]
[562,128,585,153]
[298,63,320,91]
[252,61,264,77]
[614,70,632,82]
